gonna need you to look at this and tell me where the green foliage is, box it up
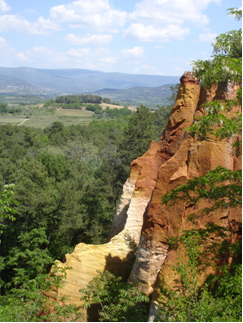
[55,94,102,105]
[0,99,171,319]
[85,103,101,112]
[105,106,132,118]
[0,265,83,322]
[0,103,23,114]
[191,55,241,89]
[188,86,242,157]
[0,103,8,113]
[0,184,18,240]
[228,7,242,21]
[191,8,242,89]
[167,84,180,105]
[121,105,156,163]
[80,270,149,322]
[103,97,111,104]
[153,104,172,140]
[162,166,241,220]
[44,94,103,110]
[157,227,242,322]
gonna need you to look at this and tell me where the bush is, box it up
[157,226,242,322]
[80,270,149,322]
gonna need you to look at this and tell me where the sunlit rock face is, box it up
[129,71,201,294]
[51,72,241,321]
[126,74,241,321]
[108,140,165,244]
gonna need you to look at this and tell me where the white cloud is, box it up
[15,52,30,61]
[198,31,217,42]
[30,46,69,64]
[95,47,117,64]
[8,45,117,70]
[123,0,221,42]
[25,9,38,16]
[0,15,60,35]
[0,36,6,46]
[129,0,221,27]
[65,33,112,45]
[50,0,127,32]
[0,0,10,13]
[124,23,190,42]
[121,46,144,57]
[67,48,90,57]
[132,64,163,75]
[98,56,117,64]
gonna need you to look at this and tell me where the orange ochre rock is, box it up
[51,71,241,321]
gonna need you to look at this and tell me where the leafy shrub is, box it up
[157,227,242,322]
[80,270,149,322]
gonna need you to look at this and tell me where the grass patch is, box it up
[0,115,25,125]
[57,108,94,117]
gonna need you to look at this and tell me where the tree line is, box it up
[44,94,118,109]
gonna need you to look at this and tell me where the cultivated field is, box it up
[57,108,93,117]
[0,108,95,129]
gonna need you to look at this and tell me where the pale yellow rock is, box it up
[108,177,137,239]
[56,230,132,307]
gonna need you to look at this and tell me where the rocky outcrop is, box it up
[52,134,168,318]
[127,74,241,320]
[52,71,241,321]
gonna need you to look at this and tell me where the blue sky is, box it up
[0,0,241,75]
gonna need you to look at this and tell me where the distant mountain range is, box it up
[0,67,179,96]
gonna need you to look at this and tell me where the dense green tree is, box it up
[121,105,156,164]
[153,104,172,140]
[0,184,18,242]
[167,84,180,105]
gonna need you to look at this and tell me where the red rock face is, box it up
[128,73,242,302]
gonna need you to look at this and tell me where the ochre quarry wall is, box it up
[126,74,242,321]
[51,72,241,321]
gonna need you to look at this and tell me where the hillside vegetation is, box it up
[0,103,172,321]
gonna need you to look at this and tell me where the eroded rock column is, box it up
[128,72,201,294]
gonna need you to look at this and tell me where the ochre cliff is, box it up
[50,133,167,320]
[52,71,241,321]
